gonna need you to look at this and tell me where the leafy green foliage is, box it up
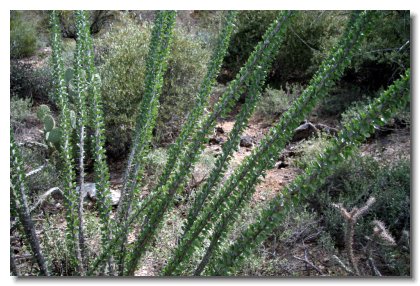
[10,61,52,101]
[255,84,303,120]
[131,11,294,276]
[223,11,348,85]
[292,133,332,170]
[305,154,410,275]
[348,11,410,90]
[10,131,49,275]
[155,11,237,200]
[11,10,410,277]
[10,96,32,130]
[97,17,210,155]
[10,11,39,59]
[209,68,410,276]
[111,11,177,275]
[49,10,83,273]
[164,11,375,276]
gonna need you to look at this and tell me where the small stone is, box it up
[315,123,339,136]
[215,126,225,134]
[291,122,318,142]
[276,161,288,169]
[209,137,224,145]
[240,135,253,148]
[77,182,121,206]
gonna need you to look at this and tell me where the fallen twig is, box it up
[26,164,47,177]
[293,248,324,276]
[332,255,354,275]
[30,187,63,213]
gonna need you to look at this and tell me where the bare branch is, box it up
[26,164,47,177]
[332,255,354,275]
[293,248,324,276]
[30,187,63,213]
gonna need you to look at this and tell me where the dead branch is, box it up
[293,248,324,276]
[331,197,376,276]
[26,164,47,177]
[332,255,354,275]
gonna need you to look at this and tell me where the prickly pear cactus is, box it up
[65,68,74,84]
[36,104,51,121]
[43,114,56,132]
[46,127,62,148]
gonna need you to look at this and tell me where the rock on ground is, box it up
[77,182,121,206]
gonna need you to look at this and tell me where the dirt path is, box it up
[208,117,301,204]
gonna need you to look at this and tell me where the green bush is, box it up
[341,95,411,130]
[314,84,366,117]
[143,148,168,188]
[303,154,410,276]
[42,210,113,275]
[292,133,333,170]
[233,204,337,276]
[348,11,410,90]
[10,11,39,59]
[10,96,32,128]
[10,61,52,101]
[96,19,210,156]
[255,84,303,120]
[223,11,347,86]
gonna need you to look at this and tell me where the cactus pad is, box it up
[36,104,51,121]
[43,115,56,132]
[46,127,62,145]
[65,68,74,84]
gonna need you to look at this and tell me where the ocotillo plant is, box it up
[123,11,295,276]
[50,10,84,274]
[10,10,409,277]
[207,69,410,276]
[111,11,177,274]
[10,130,50,276]
[87,10,294,275]
[161,10,375,276]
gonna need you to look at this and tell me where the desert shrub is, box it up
[10,61,52,102]
[341,95,411,130]
[96,19,210,156]
[41,213,74,275]
[292,133,333,170]
[10,96,32,127]
[41,211,102,276]
[234,204,337,276]
[10,11,39,59]
[189,11,225,49]
[314,84,366,117]
[223,11,347,86]
[255,84,303,121]
[346,11,410,91]
[143,148,168,188]
[340,98,371,128]
[302,154,410,276]
[58,10,116,39]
